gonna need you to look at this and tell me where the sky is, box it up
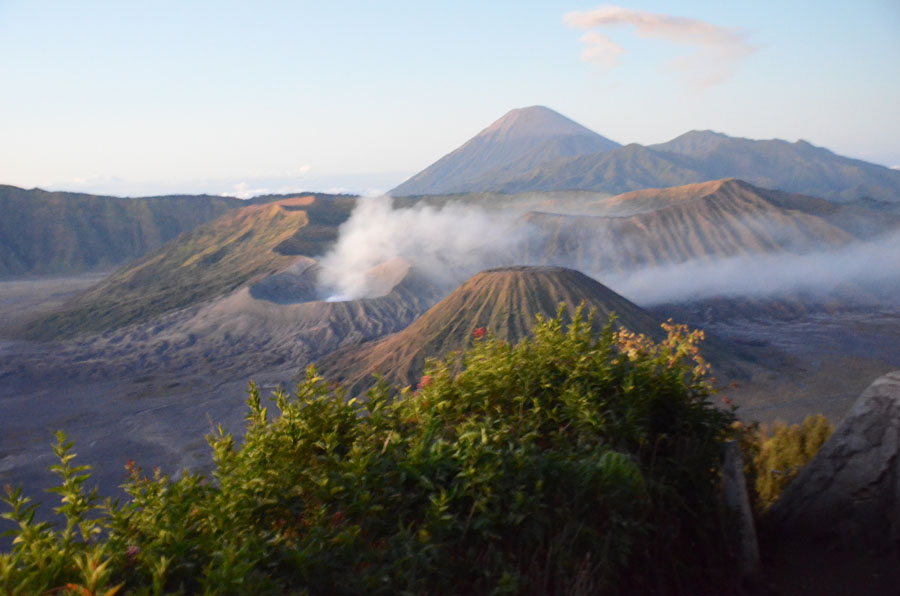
[1,1,898,198]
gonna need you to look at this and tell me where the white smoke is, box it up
[316,194,900,309]
[316,196,531,301]
[601,232,900,306]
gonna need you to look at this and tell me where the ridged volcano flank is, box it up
[26,195,358,338]
[519,178,900,275]
[391,107,619,196]
[317,266,661,395]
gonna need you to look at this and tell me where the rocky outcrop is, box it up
[769,370,900,550]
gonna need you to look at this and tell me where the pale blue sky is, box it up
[1,1,898,197]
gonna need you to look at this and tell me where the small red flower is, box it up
[472,327,486,339]
[419,375,433,389]
[721,396,733,406]
[331,511,345,526]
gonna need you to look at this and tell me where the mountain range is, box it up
[392,107,900,202]
[23,177,899,342]
[3,104,900,566]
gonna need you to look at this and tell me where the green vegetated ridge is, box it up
[25,195,356,339]
[1,310,743,595]
[0,185,244,277]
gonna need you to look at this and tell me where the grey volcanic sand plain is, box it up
[0,274,254,546]
[0,272,110,335]
[708,310,900,424]
[0,272,431,548]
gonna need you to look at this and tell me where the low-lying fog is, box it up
[315,195,900,308]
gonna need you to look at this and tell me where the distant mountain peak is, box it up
[390,107,620,196]
[652,130,731,155]
[479,105,600,140]
[687,129,728,137]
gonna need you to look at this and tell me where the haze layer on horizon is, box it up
[1,1,898,197]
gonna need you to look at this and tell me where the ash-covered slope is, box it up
[317,266,663,395]
[25,195,357,338]
[5,270,441,390]
[391,106,619,196]
[520,179,900,275]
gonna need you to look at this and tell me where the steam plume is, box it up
[316,196,530,301]
[602,232,900,306]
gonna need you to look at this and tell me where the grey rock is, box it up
[769,370,900,550]
[722,441,760,578]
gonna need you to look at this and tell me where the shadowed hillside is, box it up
[0,185,244,277]
[317,266,664,394]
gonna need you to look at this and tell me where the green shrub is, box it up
[3,309,740,595]
[748,414,833,512]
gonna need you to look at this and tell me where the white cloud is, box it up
[69,174,126,187]
[578,32,626,67]
[601,232,900,305]
[299,164,312,174]
[564,5,756,87]
[230,182,270,199]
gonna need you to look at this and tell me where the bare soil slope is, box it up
[317,266,664,395]
[522,179,899,274]
[25,195,356,338]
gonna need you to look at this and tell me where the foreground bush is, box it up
[2,311,740,595]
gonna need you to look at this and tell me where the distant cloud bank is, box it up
[564,5,756,87]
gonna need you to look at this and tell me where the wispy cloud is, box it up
[577,31,626,67]
[564,5,756,87]
[231,182,271,199]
